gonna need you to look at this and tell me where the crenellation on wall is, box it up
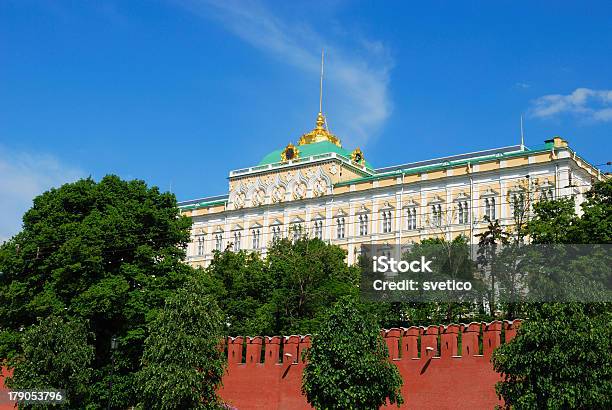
[462,322,482,357]
[441,324,460,358]
[483,321,502,358]
[421,325,439,358]
[224,320,522,367]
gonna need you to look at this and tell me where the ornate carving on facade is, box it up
[293,182,307,200]
[252,188,266,206]
[313,178,327,196]
[234,191,246,209]
[271,185,286,203]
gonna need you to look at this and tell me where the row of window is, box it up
[193,191,554,255]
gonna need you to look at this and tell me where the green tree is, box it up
[203,238,359,336]
[575,179,612,243]
[200,249,270,336]
[493,179,612,408]
[0,175,194,407]
[492,303,611,409]
[525,197,578,244]
[137,285,227,409]
[6,315,95,408]
[302,298,404,410]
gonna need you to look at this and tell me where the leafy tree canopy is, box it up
[492,302,611,409]
[202,237,359,336]
[137,283,227,409]
[302,297,404,410]
[0,175,194,407]
[493,179,612,409]
[6,315,95,408]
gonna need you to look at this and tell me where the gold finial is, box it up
[298,112,342,147]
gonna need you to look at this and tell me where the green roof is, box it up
[335,144,554,187]
[258,141,373,168]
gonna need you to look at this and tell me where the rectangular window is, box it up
[313,220,323,240]
[214,234,223,251]
[197,236,205,256]
[381,210,392,233]
[406,208,417,230]
[272,225,282,242]
[233,231,241,251]
[252,229,260,249]
[337,217,345,239]
[359,214,369,236]
[484,197,496,221]
[457,201,469,224]
[431,204,442,227]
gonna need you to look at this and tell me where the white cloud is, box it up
[0,146,84,242]
[529,88,612,122]
[176,0,393,146]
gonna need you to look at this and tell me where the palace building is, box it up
[178,53,605,267]
[178,107,606,267]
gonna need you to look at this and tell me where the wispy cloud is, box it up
[0,146,84,242]
[176,0,393,146]
[529,88,612,122]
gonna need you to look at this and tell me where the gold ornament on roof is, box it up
[351,147,365,165]
[281,143,300,162]
[298,50,342,147]
[297,112,342,147]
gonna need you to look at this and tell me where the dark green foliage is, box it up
[6,315,95,408]
[493,179,612,408]
[302,298,404,410]
[137,285,227,409]
[199,249,270,336]
[492,303,612,409]
[0,175,194,407]
[527,179,612,244]
[202,238,359,336]
[380,236,486,325]
[526,197,578,244]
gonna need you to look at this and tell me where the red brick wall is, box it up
[220,320,521,410]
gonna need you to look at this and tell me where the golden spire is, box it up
[298,50,342,147]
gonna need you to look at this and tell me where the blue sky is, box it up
[1,0,611,240]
